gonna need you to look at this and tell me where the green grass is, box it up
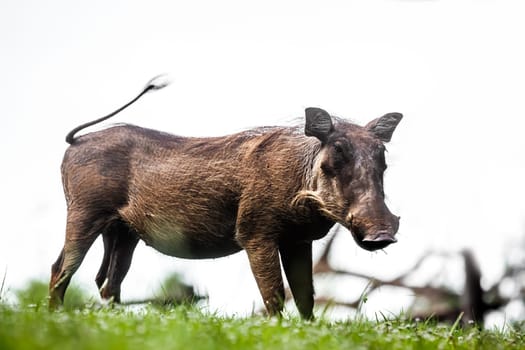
[11,279,90,311]
[1,280,523,350]
[1,303,524,350]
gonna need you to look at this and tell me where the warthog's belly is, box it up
[138,220,242,259]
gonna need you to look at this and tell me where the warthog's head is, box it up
[297,108,402,251]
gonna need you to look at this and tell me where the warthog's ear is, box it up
[305,107,334,143]
[366,112,403,142]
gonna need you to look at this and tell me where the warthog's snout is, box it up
[347,213,400,251]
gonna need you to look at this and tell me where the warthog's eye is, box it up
[332,141,352,163]
[321,140,353,176]
[334,143,344,155]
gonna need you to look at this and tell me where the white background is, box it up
[1,0,524,325]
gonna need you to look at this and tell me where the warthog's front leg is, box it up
[279,241,314,320]
[242,240,285,316]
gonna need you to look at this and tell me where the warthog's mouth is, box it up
[357,231,397,251]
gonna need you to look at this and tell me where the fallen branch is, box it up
[285,226,515,325]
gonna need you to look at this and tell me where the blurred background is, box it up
[1,0,524,327]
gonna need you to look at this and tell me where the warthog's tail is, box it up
[65,74,171,144]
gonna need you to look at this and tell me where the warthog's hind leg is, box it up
[49,210,105,309]
[97,221,139,303]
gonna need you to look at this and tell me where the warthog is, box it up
[49,76,402,319]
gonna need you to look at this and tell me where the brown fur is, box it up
[49,87,402,319]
